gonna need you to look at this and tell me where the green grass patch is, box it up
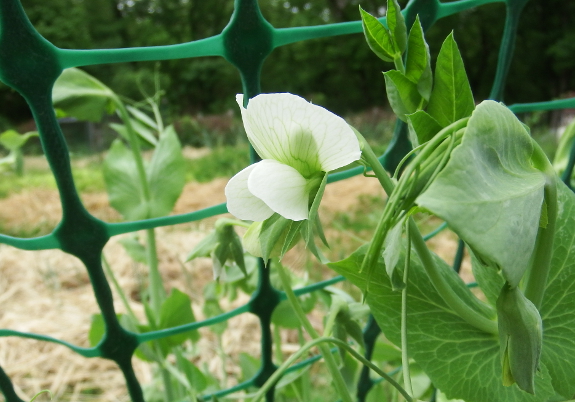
[0,165,106,199]
[185,144,250,182]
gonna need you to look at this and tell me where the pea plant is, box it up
[51,68,218,401]
[217,1,575,402]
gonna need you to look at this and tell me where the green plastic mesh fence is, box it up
[1,0,575,401]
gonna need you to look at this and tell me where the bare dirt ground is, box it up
[0,169,464,401]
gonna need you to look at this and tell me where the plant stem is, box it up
[401,224,413,397]
[101,254,137,320]
[359,135,498,335]
[524,143,558,309]
[273,324,283,364]
[275,263,354,402]
[394,54,406,75]
[113,97,152,205]
[251,336,413,402]
[146,228,166,316]
[408,219,498,334]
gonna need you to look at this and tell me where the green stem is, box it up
[273,324,283,364]
[524,143,558,309]
[401,224,413,397]
[393,54,406,75]
[152,343,175,402]
[360,136,499,335]
[276,263,354,402]
[146,228,166,315]
[251,336,413,402]
[101,254,137,320]
[115,97,166,315]
[114,97,152,205]
[409,219,498,334]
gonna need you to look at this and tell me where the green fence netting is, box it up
[1,0,575,401]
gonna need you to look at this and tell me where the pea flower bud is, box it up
[496,283,543,394]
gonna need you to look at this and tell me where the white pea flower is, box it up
[225,93,361,222]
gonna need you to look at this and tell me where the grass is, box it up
[0,144,252,199]
[185,143,250,183]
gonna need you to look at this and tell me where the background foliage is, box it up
[1,0,574,128]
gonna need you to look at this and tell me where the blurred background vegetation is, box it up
[0,0,573,152]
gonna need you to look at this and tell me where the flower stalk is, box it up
[524,142,559,309]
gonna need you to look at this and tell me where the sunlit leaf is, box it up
[52,67,117,122]
[426,33,474,127]
[417,101,546,287]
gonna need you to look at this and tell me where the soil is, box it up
[0,170,465,401]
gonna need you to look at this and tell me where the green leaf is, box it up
[0,130,38,151]
[328,246,557,402]
[88,313,106,347]
[229,230,247,275]
[382,218,405,291]
[239,353,260,382]
[371,339,402,363]
[212,242,230,280]
[469,246,505,308]
[404,15,432,102]
[384,70,423,122]
[52,67,117,122]
[203,299,227,335]
[280,220,303,258]
[539,182,575,398]
[405,16,429,84]
[552,118,575,178]
[406,110,442,147]
[158,288,199,346]
[260,214,291,262]
[417,101,546,287]
[275,366,310,391]
[426,33,475,127]
[417,58,433,102]
[271,292,317,329]
[386,0,407,54]
[103,139,148,221]
[127,105,158,130]
[110,119,158,147]
[186,231,219,261]
[118,235,148,264]
[359,6,395,62]
[147,125,186,218]
[306,173,328,245]
[176,353,207,393]
[342,316,366,350]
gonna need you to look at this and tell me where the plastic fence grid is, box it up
[1,0,575,401]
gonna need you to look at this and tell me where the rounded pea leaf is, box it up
[417,101,546,287]
[329,246,557,402]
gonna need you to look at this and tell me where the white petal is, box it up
[237,93,361,176]
[225,163,274,221]
[247,159,309,221]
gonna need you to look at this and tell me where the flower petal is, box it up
[247,159,309,221]
[225,163,274,221]
[237,93,361,176]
